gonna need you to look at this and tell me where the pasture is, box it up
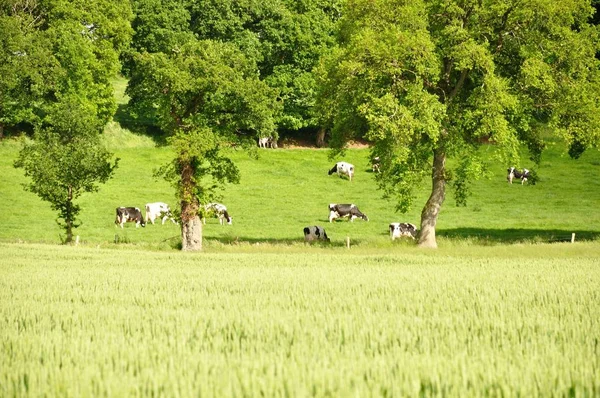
[1,131,599,248]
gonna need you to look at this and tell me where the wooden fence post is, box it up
[346,236,350,249]
[571,233,575,243]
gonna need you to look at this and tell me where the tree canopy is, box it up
[126,0,341,138]
[1,0,133,133]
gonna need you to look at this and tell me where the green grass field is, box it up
[1,132,599,248]
[1,243,599,396]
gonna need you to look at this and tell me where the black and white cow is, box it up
[328,203,368,222]
[371,157,381,173]
[328,161,354,181]
[115,207,146,228]
[258,136,278,149]
[145,202,177,225]
[507,167,530,185]
[203,203,232,225]
[389,222,417,240]
[303,225,330,242]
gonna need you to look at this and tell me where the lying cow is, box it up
[328,161,354,181]
[258,136,278,149]
[145,202,177,225]
[203,203,232,225]
[507,167,530,184]
[303,225,330,243]
[115,207,146,228]
[328,203,368,222]
[390,222,417,240]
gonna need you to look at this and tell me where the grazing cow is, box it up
[507,167,530,185]
[258,136,278,149]
[328,203,368,222]
[372,157,381,173]
[328,161,355,181]
[303,225,330,243]
[389,222,417,240]
[115,207,146,228]
[145,202,177,225]
[203,203,232,225]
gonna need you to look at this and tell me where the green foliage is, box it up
[13,98,118,242]
[127,0,341,136]
[156,128,241,209]
[0,0,133,133]
[129,0,192,54]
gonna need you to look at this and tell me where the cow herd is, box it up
[303,160,418,243]
[114,202,232,228]
[115,158,418,244]
[115,158,529,244]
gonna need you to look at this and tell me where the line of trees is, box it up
[3,0,600,249]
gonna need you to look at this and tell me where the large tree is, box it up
[127,39,279,250]
[316,0,600,248]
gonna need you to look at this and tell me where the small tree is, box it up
[14,99,119,243]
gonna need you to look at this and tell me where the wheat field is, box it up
[1,243,599,396]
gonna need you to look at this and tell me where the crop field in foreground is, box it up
[1,243,599,396]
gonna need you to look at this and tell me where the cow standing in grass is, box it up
[115,207,146,228]
[328,161,354,181]
[390,222,417,240]
[372,157,381,173]
[303,226,330,242]
[203,203,232,225]
[258,136,278,148]
[507,167,530,184]
[145,202,177,225]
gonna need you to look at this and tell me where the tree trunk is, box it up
[181,215,202,251]
[65,188,73,244]
[418,149,446,248]
[180,159,202,251]
[316,127,326,148]
[0,123,4,140]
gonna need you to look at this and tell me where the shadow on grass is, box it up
[437,228,600,243]
[204,236,366,248]
[113,104,169,146]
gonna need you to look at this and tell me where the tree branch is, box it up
[448,69,469,102]
[495,6,515,53]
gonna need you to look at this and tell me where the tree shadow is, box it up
[113,104,169,146]
[437,228,600,243]
[205,236,356,248]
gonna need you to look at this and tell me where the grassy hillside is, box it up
[1,133,599,248]
[1,242,599,396]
